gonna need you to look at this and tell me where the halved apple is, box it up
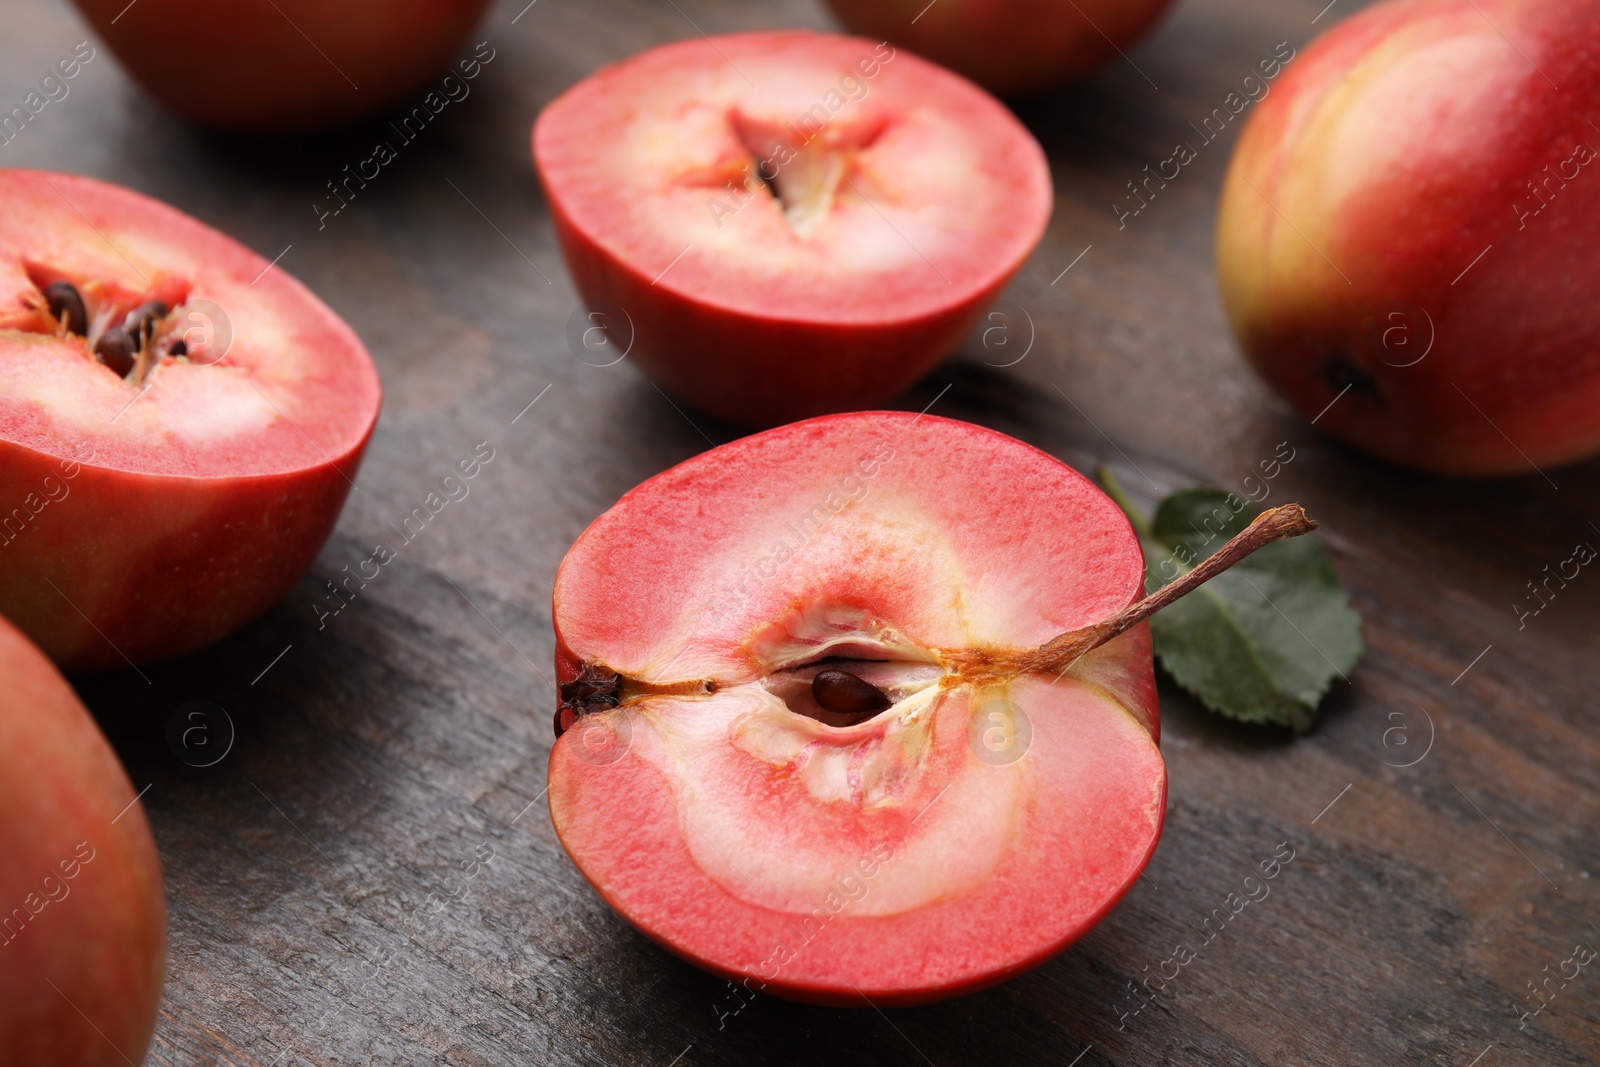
[534,33,1052,426]
[0,169,380,668]
[549,412,1165,1004]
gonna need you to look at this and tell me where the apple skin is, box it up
[71,0,492,131]
[822,0,1176,95]
[0,447,363,670]
[545,201,1016,426]
[0,613,166,1065]
[1217,0,1600,475]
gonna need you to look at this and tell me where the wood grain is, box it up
[5,0,1599,1063]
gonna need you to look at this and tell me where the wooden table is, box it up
[7,0,1599,1063]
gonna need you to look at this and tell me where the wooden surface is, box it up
[7,0,1600,1063]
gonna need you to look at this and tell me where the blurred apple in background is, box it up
[820,0,1177,95]
[72,0,493,130]
[1217,0,1600,476]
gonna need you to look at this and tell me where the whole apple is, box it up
[71,0,492,130]
[1217,0,1600,475]
[822,0,1176,95]
[0,170,380,669]
[0,613,166,1065]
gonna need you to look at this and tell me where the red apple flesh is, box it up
[71,0,493,131]
[0,613,166,1065]
[0,169,380,669]
[549,412,1166,1004]
[533,32,1052,427]
[1217,0,1600,475]
[822,0,1177,95]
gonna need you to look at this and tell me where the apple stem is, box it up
[1018,503,1319,678]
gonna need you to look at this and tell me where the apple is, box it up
[0,169,380,669]
[821,0,1177,95]
[71,0,492,130]
[533,32,1051,427]
[548,411,1313,1003]
[0,613,166,1065]
[1217,0,1600,475]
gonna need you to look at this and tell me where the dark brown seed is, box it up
[96,328,136,377]
[44,281,87,335]
[169,339,188,357]
[125,300,169,348]
[812,669,892,717]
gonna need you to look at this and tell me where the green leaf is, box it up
[1100,472,1363,733]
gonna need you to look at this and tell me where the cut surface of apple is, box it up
[534,33,1052,426]
[550,413,1164,1004]
[0,169,380,667]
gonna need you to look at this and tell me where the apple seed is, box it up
[812,668,892,718]
[96,328,136,377]
[44,280,87,335]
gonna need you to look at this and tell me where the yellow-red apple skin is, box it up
[1217,0,1600,475]
[0,615,166,1065]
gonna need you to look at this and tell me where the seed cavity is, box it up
[31,279,186,384]
[812,669,892,719]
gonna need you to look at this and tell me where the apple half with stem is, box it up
[0,169,380,669]
[0,613,166,1065]
[548,412,1314,1003]
[533,32,1052,427]
[1217,0,1600,474]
